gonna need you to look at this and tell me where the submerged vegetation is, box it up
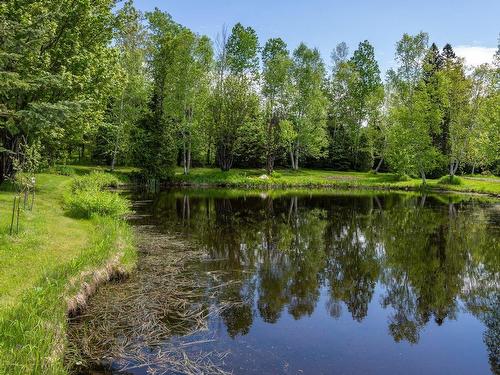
[67,227,234,374]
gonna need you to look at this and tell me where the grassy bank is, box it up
[0,172,135,374]
[173,168,500,196]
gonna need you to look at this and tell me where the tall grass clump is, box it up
[66,172,129,219]
[438,175,463,185]
[48,165,77,176]
[66,190,130,219]
[71,172,121,193]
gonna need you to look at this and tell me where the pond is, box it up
[68,189,500,375]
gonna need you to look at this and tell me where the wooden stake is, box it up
[9,196,17,235]
[16,195,21,234]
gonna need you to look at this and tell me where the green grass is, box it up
[173,167,500,196]
[0,172,135,374]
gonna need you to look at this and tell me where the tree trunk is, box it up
[420,169,427,185]
[0,135,19,183]
[420,194,427,207]
[217,144,232,172]
[289,148,295,170]
[374,157,383,173]
[111,91,125,172]
[453,160,459,175]
[110,143,118,171]
[266,154,274,175]
[449,159,459,178]
[471,164,475,175]
[0,154,6,185]
[183,139,187,175]
[294,148,299,170]
[187,141,191,174]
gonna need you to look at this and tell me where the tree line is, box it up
[1,0,499,184]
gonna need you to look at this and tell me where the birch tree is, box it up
[288,43,328,170]
[261,38,293,173]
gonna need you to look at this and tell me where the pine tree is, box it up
[442,43,457,61]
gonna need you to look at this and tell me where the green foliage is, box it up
[211,23,260,171]
[0,0,118,182]
[288,43,328,169]
[99,0,150,170]
[1,0,499,187]
[261,37,293,173]
[396,174,411,182]
[385,32,445,183]
[326,40,383,171]
[226,23,260,75]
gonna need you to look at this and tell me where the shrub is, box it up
[438,175,463,185]
[65,190,130,219]
[71,172,121,193]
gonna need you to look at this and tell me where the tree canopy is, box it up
[1,1,498,182]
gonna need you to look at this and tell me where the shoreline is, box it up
[0,173,137,375]
[165,180,500,200]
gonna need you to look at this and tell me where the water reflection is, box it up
[144,191,499,371]
[75,190,500,374]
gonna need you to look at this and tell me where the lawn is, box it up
[173,167,500,196]
[0,171,135,374]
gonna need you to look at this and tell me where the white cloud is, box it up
[454,45,496,67]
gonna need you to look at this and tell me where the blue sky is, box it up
[133,0,499,73]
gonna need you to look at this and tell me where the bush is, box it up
[438,175,463,185]
[71,172,121,193]
[65,190,130,219]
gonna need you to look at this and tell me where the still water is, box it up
[70,189,500,375]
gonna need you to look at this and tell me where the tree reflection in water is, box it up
[133,190,500,371]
